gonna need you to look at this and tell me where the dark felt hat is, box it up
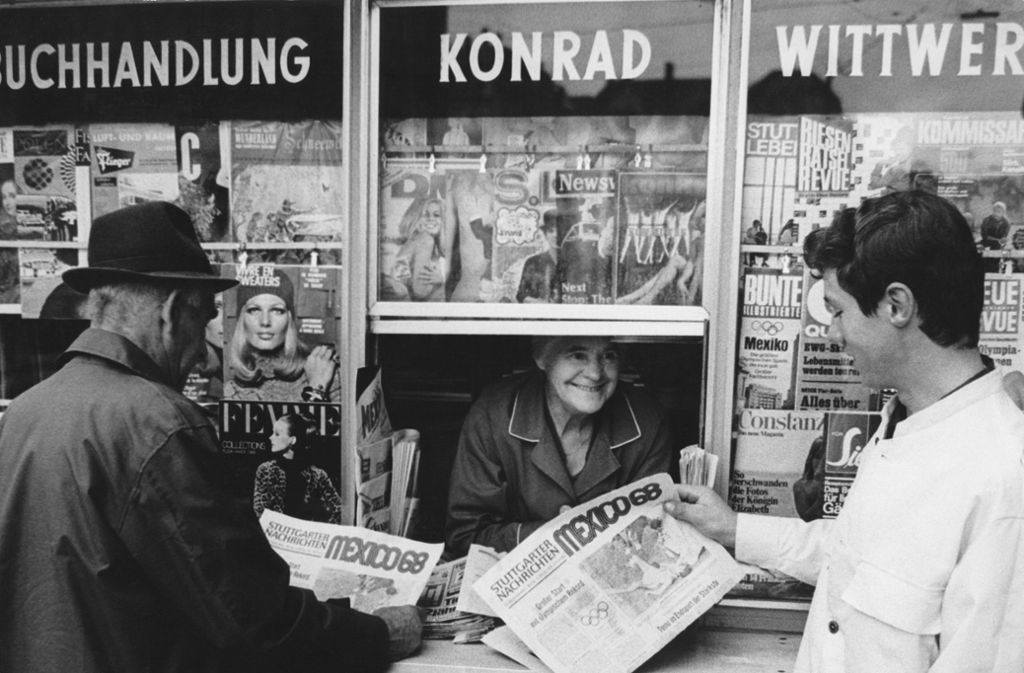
[63,201,238,293]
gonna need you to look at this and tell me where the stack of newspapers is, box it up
[418,545,503,642]
[678,444,718,487]
[355,428,422,537]
[354,367,421,537]
[389,428,422,537]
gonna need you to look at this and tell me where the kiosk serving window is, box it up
[367,0,718,547]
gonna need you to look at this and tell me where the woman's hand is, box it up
[304,344,338,393]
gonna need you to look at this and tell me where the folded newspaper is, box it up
[260,509,442,613]
[417,549,501,642]
[473,473,745,673]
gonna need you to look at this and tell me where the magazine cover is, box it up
[979,273,1024,371]
[12,126,81,242]
[89,123,178,219]
[487,166,551,304]
[220,398,344,523]
[221,263,342,403]
[230,120,344,264]
[821,411,881,520]
[380,118,428,150]
[736,267,802,410]
[629,115,709,171]
[175,122,231,243]
[183,267,227,407]
[614,171,706,305]
[217,264,343,521]
[18,248,81,319]
[0,131,18,310]
[481,117,567,173]
[260,509,442,613]
[378,157,493,303]
[742,116,799,244]
[727,408,824,601]
[550,169,616,305]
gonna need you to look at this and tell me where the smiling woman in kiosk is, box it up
[445,335,673,558]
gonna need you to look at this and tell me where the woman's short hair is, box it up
[803,190,983,348]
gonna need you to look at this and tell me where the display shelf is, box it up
[370,316,708,336]
[381,142,708,155]
[370,301,708,321]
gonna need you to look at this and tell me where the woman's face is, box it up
[205,295,224,346]
[420,201,443,236]
[242,293,289,351]
[540,337,620,418]
[269,418,295,455]
[2,180,17,218]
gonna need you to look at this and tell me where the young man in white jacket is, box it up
[667,190,1024,672]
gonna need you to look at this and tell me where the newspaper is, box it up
[473,474,744,673]
[417,550,500,642]
[260,509,442,613]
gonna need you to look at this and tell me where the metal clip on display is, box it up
[643,144,654,169]
[428,147,436,174]
[582,145,592,170]
[634,144,643,168]
[310,243,320,268]
[479,147,487,173]
[526,144,537,170]
[576,145,585,170]
[1002,249,1014,275]
[236,241,248,272]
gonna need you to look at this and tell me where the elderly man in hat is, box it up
[0,202,422,672]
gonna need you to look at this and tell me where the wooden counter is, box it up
[394,628,801,673]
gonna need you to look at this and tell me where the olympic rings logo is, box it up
[750,320,784,336]
[580,601,610,626]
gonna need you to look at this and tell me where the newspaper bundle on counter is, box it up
[260,510,442,613]
[417,544,502,642]
[474,474,744,673]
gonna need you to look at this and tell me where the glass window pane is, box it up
[376,0,715,306]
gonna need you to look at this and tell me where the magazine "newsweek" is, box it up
[473,474,744,673]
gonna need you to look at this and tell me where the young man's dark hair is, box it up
[803,190,984,348]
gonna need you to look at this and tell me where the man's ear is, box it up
[160,289,185,342]
[883,282,916,327]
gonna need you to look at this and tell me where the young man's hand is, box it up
[663,485,738,550]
